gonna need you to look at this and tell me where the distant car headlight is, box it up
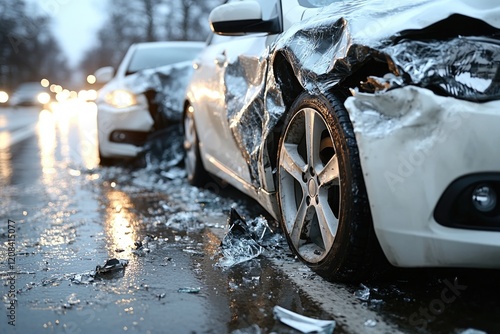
[0,91,8,104]
[105,89,137,108]
[37,92,51,104]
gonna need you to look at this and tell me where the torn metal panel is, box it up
[128,62,195,122]
[380,37,500,101]
[224,52,269,185]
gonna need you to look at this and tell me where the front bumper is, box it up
[97,101,154,158]
[345,86,500,268]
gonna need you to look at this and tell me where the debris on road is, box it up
[62,293,81,309]
[354,283,371,301]
[166,211,205,231]
[364,319,377,327]
[95,258,129,274]
[273,305,335,334]
[217,209,278,269]
[177,287,201,294]
[133,238,150,257]
[70,272,95,285]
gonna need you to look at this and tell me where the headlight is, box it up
[37,92,51,104]
[0,91,8,103]
[385,37,500,101]
[105,89,137,108]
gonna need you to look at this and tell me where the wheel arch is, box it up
[264,51,393,191]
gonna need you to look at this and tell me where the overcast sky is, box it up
[27,0,109,68]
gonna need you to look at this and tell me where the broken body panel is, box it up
[188,0,500,268]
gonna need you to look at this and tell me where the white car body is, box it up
[96,41,203,160]
[185,0,500,279]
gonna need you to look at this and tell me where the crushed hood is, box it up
[302,0,500,44]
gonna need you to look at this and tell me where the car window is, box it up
[126,46,201,75]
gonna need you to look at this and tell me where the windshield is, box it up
[126,45,202,75]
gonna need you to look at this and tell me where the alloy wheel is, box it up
[279,107,341,264]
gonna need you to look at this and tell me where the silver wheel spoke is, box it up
[315,193,338,251]
[304,108,323,169]
[281,143,306,183]
[290,196,308,249]
[318,155,340,186]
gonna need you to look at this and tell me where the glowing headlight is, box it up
[0,91,8,104]
[37,92,51,104]
[105,89,137,108]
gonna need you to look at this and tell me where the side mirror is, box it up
[209,1,281,35]
[94,66,115,84]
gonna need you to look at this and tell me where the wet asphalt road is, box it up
[1,103,500,334]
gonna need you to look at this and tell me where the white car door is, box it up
[193,0,282,188]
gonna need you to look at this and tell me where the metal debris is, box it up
[177,287,201,294]
[273,305,335,334]
[354,283,371,301]
[95,258,129,274]
[70,272,95,285]
[217,209,276,269]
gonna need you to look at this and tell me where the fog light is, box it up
[472,184,497,212]
[111,132,126,142]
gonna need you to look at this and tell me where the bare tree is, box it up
[79,0,223,77]
[0,0,69,89]
[168,0,222,41]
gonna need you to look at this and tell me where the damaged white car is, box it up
[96,41,203,164]
[184,0,500,281]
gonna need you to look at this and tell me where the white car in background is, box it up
[10,82,52,107]
[184,0,500,281]
[96,41,203,165]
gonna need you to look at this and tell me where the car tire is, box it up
[183,105,208,186]
[277,91,383,282]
